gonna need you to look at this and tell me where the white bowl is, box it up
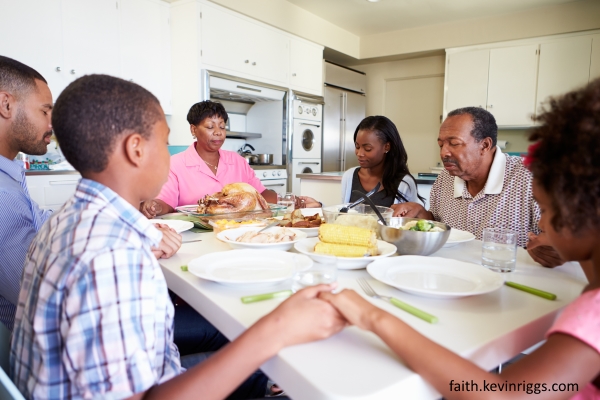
[217,226,308,251]
[294,237,397,270]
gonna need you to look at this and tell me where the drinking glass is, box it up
[482,228,517,273]
[291,257,338,292]
[277,192,296,213]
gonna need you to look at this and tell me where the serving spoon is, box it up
[340,182,381,213]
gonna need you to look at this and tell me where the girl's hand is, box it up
[295,196,321,208]
[261,284,347,349]
[318,289,382,332]
[140,199,162,218]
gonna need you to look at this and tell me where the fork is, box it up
[357,278,438,324]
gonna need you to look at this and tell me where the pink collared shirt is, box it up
[157,143,266,208]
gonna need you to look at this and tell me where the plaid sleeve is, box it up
[429,176,442,220]
[61,248,179,398]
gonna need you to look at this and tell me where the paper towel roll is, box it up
[497,140,508,149]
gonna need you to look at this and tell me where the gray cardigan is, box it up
[340,167,418,204]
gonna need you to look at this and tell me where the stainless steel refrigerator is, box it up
[322,61,366,172]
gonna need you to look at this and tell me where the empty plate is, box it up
[443,228,476,247]
[187,249,313,286]
[367,256,503,298]
[149,219,194,233]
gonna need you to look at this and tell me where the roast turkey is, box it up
[197,183,269,214]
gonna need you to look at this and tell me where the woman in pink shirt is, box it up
[320,79,600,399]
[140,101,277,217]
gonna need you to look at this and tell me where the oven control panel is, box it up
[253,168,288,181]
[293,100,322,122]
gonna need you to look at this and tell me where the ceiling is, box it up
[285,0,581,37]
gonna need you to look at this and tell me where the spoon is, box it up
[340,182,381,213]
[351,190,388,226]
[256,220,281,233]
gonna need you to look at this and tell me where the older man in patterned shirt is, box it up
[395,107,563,267]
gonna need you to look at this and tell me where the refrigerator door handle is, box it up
[339,92,346,171]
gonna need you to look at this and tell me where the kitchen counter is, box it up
[249,164,286,170]
[297,172,436,208]
[25,169,80,176]
[296,171,438,185]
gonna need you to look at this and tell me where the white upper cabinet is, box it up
[201,4,290,86]
[444,49,489,115]
[119,0,171,113]
[536,36,592,111]
[0,0,65,97]
[61,0,121,80]
[590,34,600,82]
[487,45,538,126]
[290,38,324,95]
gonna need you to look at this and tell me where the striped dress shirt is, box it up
[0,155,52,331]
[11,178,182,399]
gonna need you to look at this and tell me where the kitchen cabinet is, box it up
[487,45,538,126]
[201,4,289,86]
[0,0,171,111]
[444,49,490,114]
[536,36,592,111]
[290,38,324,95]
[0,0,65,97]
[591,34,600,82]
[26,172,81,210]
[120,0,172,113]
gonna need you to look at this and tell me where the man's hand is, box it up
[390,202,433,219]
[151,223,182,259]
[526,232,564,268]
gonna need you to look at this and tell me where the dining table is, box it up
[159,229,588,400]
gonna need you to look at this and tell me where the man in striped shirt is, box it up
[0,57,181,331]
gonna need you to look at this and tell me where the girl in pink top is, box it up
[319,79,600,399]
[140,101,276,217]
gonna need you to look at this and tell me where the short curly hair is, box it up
[187,100,228,126]
[52,75,162,173]
[447,107,497,147]
[528,78,600,233]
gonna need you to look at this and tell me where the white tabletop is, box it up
[160,230,587,400]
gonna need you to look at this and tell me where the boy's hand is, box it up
[141,199,162,219]
[319,289,381,332]
[151,223,182,259]
[262,284,346,349]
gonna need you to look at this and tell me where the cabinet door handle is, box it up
[49,180,79,185]
[56,67,61,72]
[70,69,76,75]
[298,162,320,165]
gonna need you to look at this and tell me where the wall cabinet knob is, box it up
[244,60,249,63]
[55,67,61,72]
[489,104,493,108]
[292,73,296,76]
[70,69,76,75]
[252,62,256,66]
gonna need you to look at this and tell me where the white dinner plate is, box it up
[149,219,194,233]
[294,237,397,270]
[217,226,308,251]
[367,256,504,299]
[188,250,313,286]
[443,228,476,247]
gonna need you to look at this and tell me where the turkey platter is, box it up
[197,183,269,214]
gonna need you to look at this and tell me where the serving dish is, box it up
[379,217,451,256]
[294,237,397,270]
[367,256,504,299]
[443,228,476,247]
[187,250,313,286]
[217,226,308,251]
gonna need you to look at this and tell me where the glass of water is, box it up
[482,228,517,273]
[277,192,296,213]
[291,257,338,292]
